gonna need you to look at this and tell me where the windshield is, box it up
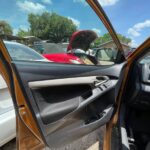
[100,0,150,48]
[4,41,45,61]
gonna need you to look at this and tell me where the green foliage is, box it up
[93,33,131,48]
[0,21,13,35]
[117,33,131,44]
[17,29,30,37]
[28,12,77,43]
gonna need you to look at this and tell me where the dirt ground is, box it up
[1,126,105,150]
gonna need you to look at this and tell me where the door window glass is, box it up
[0,0,122,66]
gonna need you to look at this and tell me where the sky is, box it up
[0,0,150,47]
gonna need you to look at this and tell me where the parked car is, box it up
[4,41,48,62]
[126,48,136,57]
[43,30,98,65]
[0,75,15,147]
[43,53,83,64]
[0,0,150,150]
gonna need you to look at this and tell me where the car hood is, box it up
[43,53,82,63]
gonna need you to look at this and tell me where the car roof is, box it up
[3,41,23,46]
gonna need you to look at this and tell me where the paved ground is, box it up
[1,127,105,150]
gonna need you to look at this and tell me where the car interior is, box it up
[0,0,150,149]
[121,51,150,150]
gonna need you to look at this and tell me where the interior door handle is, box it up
[94,76,109,87]
[79,88,102,109]
[77,79,115,111]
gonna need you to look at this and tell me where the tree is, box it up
[28,12,77,43]
[93,33,131,47]
[17,29,30,37]
[117,33,131,44]
[0,21,13,35]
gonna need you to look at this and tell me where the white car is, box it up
[0,75,16,147]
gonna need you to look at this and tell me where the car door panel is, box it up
[31,80,117,125]
[10,61,126,147]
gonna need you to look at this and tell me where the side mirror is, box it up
[95,48,117,65]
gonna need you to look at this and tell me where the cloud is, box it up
[92,28,101,35]
[17,0,46,14]
[13,25,29,35]
[73,0,88,6]
[41,0,52,4]
[73,0,119,6]
[128,39,138,48]
[98,0,119,6]
[128,28,140,37]
[68,17,80,28]
[128,20,150,37]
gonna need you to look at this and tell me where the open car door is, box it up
[0,0,128,149]
[0,42,127,149]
